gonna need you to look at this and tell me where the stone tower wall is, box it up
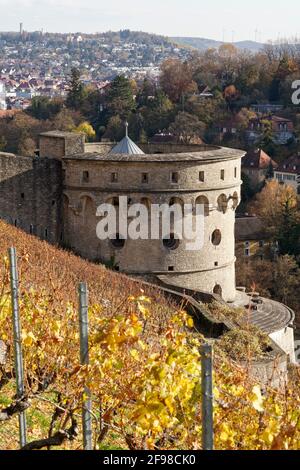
[40,132,85,159]
[63,152,242,301]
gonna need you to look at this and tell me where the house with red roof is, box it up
[242,148,278,187]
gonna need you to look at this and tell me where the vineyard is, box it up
[0,220,300,450]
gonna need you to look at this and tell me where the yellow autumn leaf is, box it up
[251,385,265,412]
[137,302,149,318]
[22,331,37,347]
[130,349,140,361]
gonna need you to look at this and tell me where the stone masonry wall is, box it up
[63,154,242,301]
[0,152,63,243]
[40,132,85,159]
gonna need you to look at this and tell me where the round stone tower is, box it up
[62,139,245,302]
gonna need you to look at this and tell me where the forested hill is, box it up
[171,36,265,52]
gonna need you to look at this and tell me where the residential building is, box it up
[242,148,278,187]
[246,116,294,145]
[235,216,277,260]
[274,155,300,193]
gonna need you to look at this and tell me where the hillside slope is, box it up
[171,36,265,52]
[0,221,300,450]
[0,220,172,314]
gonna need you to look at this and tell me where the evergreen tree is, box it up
[66,68,86,110]
[277,199,300,258]
[107,75,136,120]
[27,96,63,120]
[142,90,174,136]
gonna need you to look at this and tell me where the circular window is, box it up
[111,234,125,249]
[163,234,180,250]
[212,229,222,246]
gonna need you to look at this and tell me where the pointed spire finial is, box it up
[125,121,129,137]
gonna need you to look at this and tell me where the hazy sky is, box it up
[0,0,299,42]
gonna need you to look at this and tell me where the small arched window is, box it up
[195,196,209,217]
[212,229,222,246]
[231,192,239,210]
[169,197,184,208]
[217,194,228,214]
[213,285,223,297]
[163,233,180,251]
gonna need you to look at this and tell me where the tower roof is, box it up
[109,122,145,155]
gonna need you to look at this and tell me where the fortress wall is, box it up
[0,153,63,243]
[64,159,241,192]
[84,142,114,154]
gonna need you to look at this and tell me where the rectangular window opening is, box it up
[111,172,118,183]
[82,171,89,183]
[142,173,149,184]
[171,172,179,184]
[199,171,205,182]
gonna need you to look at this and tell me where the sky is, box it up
[0,0,299,42]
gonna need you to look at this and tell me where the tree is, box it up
[18,136,36,157]
[0,112,50,154]
[236,108,257,131]
[168,112,206,144]
[250,180,300,257]
[160,59,198,104]
[136,78,156,107]
[75,86,103,129]
[74,122,96,142]
[259,119,275,151]
[107,75,136,120]
[142,90,174,136]
[51,109,77,131]
[224,85,239,109]
[103,115,125,142]
[27,96,63,120]
[236,255,300,320]
[139,129,148,144]
[66,68,86,110]
[241,172,256,204]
